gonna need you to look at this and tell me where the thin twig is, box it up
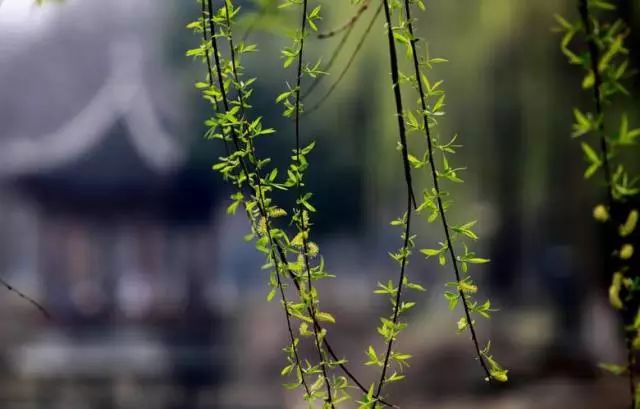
[200,0,215,91]
[204,0,314,396]
[578,1,634,406]
[302,15,357,100]
[305,0,382,115]
[0,277,50,320]
[373,0,418,404]
[293,0,336,405]
[379,0,416,209]
[403,0,492,380]
[199,3,396,406]
[577,0,613,206]
[373,196,413,405]
[317,0,370,39]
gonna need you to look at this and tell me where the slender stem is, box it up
[402,0,491,380]
[305,0,383,116]
[204,0,314,395]
[577,0,614,206]
[373,0,417,404]
[380,0,416,209]
[0,277,50,320]
[293,0,336,406]
[201,0,215,90]
[374,197,412,405]
[302,15,357,100]
[200,3,395,406]
[578,1,634,405]
[317,0,370,39]
[274,253,313,398]
[200,1,227,157]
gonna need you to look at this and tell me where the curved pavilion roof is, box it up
[0,0,188,180]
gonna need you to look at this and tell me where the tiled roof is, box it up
[0,0,187,178]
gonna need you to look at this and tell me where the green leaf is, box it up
[465,257,490,264]
[620,209,639,237]
[599,362,627,376]
[316,311,336,324]
[581,141,601,164]
[420,248,441,257]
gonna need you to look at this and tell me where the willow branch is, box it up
[578,0,614,206]
[206,2,393,405]
[578,1,633,405]
[205,0,314,395]
[0,277,50,320]
[402,0,491,380]
[380,0,416,210]
[305,0,382,116]
[292,0,336,405]
[373,196,413,404]
[302,15,356,100]
[200,3,396,406]
[373,0,417,403]
[317,0,370,39]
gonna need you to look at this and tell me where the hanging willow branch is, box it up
[291,0,335,405]
[302,15,357,100]
[402,0,493,381]
[369,0,506,397]
[577,0,614,206]
[305,1,382,115]
[190,0,506,407]
[200,0,313,396]
[369,0,420,405]
[190,1,397,406]
[556,1,640,407]
[317,0,371,39]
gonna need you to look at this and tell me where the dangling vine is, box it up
[555,0,640,406]
[279,0,337,405]
[401,0,504,383]
[305,1,383,115]
[368,0,507,393]
[188,0,505,407]
[189,1,398,407]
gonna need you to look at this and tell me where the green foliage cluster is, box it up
[555,0,640,406]
[188,1,395,407]
[187,0,504,407]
